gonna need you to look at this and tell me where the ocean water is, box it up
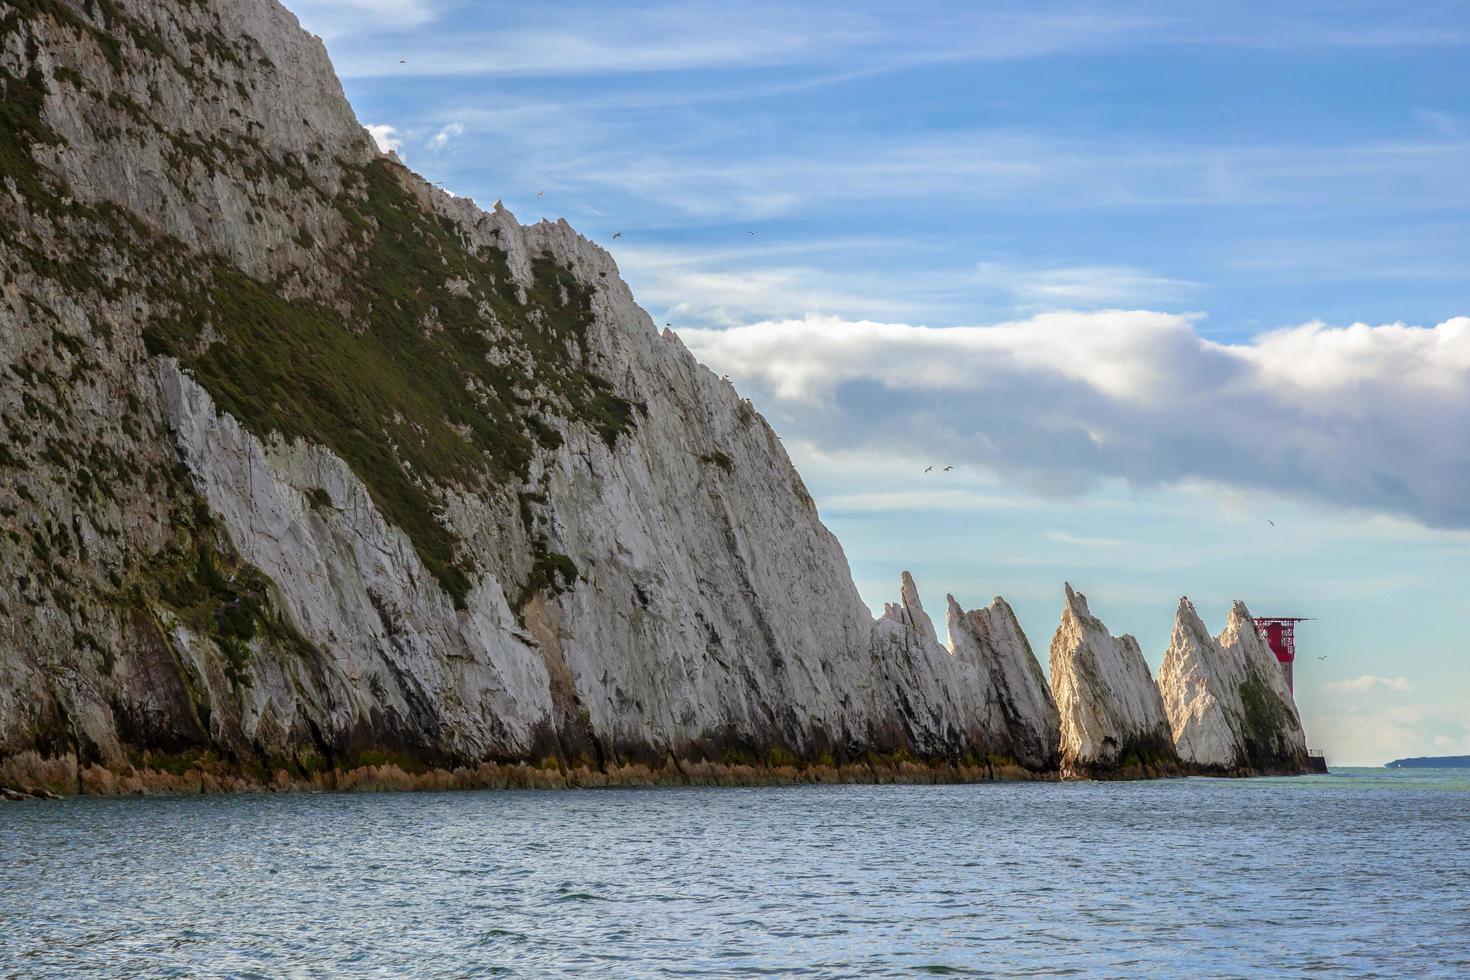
[2,768,1467,977]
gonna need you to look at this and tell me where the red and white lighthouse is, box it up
[1252,617,1312,693]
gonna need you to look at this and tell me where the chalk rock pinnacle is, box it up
[1049,584,1180,777]
[946,594,1060,772]
[1160,599,1310,774]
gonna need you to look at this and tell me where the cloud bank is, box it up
[677,313,1470,527]
[1328,675,1413,693]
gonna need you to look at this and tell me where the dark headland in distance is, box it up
[1383,755,1470,769]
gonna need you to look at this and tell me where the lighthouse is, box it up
[1253,617,1312,693]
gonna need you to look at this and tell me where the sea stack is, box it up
[1159,599,1310,775]
[867,572,1016,772]
[1049,584,1180,778]
[946,595,1060,773]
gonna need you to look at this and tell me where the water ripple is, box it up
[1,769,1468,976]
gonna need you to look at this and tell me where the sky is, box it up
[290,0,1470,765]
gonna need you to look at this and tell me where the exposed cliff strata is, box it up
[1159,598,1308,775]
[946,594,1060,773]
[0,0,1071,793]
[1049,585,1181,778]
[0,0,1310,795]
[866,572,1055,776]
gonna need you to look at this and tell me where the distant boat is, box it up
[1384,755,1470,769]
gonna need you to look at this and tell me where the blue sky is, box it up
[291,0,1470,765]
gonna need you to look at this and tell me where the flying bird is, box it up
[612,231,623,239]
[1268,520,1276,527]
[924,466,933,473]
[943,465,954,471]
[1317,655,1328,660]
[399,59,407,64]
[536,190,545,198]
[748,230,758,236]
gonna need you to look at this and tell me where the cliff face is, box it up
[0,0,1312,795]
[1159,599,1308,775]
[946,594,1060,772]
[0,0,1064,792]
[1048,585,1180,777]
[863,572,1056,775]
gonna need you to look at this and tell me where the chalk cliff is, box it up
[0,0,1309,795]
[0,0,1067,793]
[1049,585,1180,777]
[1159,599,1308,774]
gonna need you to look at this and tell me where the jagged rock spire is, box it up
[1049,583,1180,777]
[1159,597,1310,774]
[947,594,1060,772]
[880,570,939,647]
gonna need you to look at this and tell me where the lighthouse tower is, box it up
[1253,617,1312,693]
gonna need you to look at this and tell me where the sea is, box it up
[2,767,1467,977]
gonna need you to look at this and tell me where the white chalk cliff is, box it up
[1049,585,1180,776]
[0,0,1071,790]
[1159,598,1308,774]
[0,0,1311,794]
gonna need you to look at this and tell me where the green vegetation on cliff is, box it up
[140,161,638,607]
[6,0,637,610]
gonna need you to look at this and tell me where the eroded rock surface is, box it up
[0,0,1064,791]
[946,595,1060,772]
[1049,585,1180,777]
[865,572,1053,775]
[0,0,1312,794]
[1160,598,1309,775]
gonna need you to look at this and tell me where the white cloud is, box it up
[1328,675,1413,693]
[620,246,1203,328]
[1415,109,1460,137]
[822,490,1034,514]
[974,262,1201,307]
[618,244,923,327]
[291,0,438,41]
[1044,530,1121,548]
[676,313,1470,527]
[1306,702,1468,765]
[322,5,1156,80]
[427,122,465,152]
[364,124,402,156]
[517,129,1470,224]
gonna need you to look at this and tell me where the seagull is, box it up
[943,465,954,471]
[612,231,623,239]
[924,466,933,473]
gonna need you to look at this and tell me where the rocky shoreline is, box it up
[0,0,1311,798]
[1,749,1056,800]
[1,575,1310,798]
